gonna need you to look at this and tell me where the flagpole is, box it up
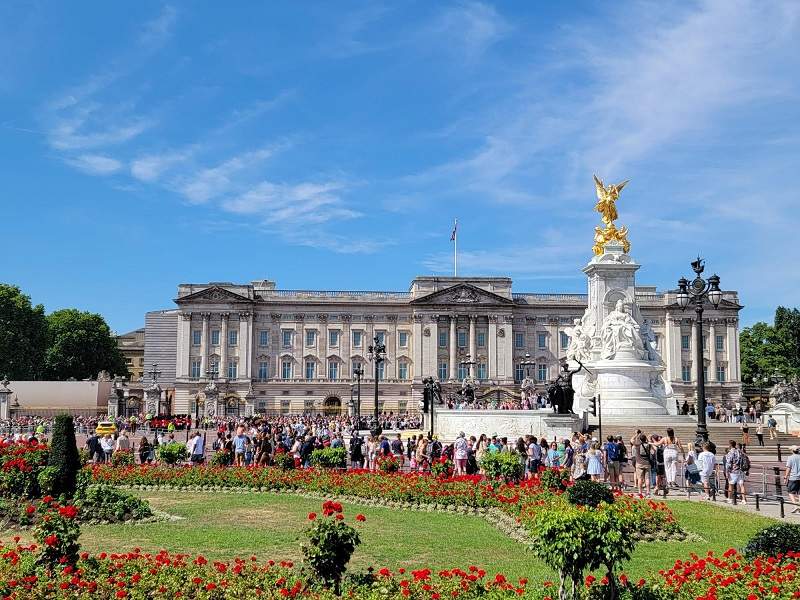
[454,219,458,277]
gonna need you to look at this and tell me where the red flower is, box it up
[356,514,366,522]
[42,495,53,504]
[308,512,317,521]
[25,505,35,515]
[116,591,127,598]
[44,534,58,547]
[585,575,596,587]
[59,505,79,519]
[335,513,344,520]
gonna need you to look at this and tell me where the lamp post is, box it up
[353,365,364,426]
[459,354,477,380]
[422,376,440,438]
[676,257,723,443]
[367,336,386,437]
[521,352,536,380]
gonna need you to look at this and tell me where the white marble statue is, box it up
[520,377,535,403]
[565,317,593,363]
[600,299,646,360]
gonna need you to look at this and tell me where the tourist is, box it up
[697,442,717,500]
[631,433,652,497]
[453,432,468,476]
[115,430,130,452]
[233,427,248,467]
[545,441,561,468]
[768,415,778,440]
[190,431,205,464]
[86,430,101,463]
[350,432,363,469]
[740,420,750,448]
[100,434,114,463]
[603,435,620,489]
[466,436,479,475]
[138,436,152,464]
[526,436,541,479]
[755,419,765,447]
[784,445,800,513]
[562,439,574,470]
[615,436,628,489]
[659,428,685,489]
[572,447,588,481]
[415,435,427,472]
[406,435,417,470]
[684,443,702,489]
[474,434,487,470]
[391,433,404,463]
[586,442,604,482]
[724,440,747,504]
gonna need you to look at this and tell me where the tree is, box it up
[0,283,47,380]
[740,307,800,384]
[43,309,128,380]
[47,414,81,498]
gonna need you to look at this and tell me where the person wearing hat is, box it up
[785,445,800,512]
[454,431,468,476]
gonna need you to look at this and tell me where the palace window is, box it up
[653,334,660,349]
[514,363,525,383]
[228,329,238,346]
[537,364,548,382]
[537,333,547,349]
[458,364,467,380]
[211,329,220,346]
[398,331,409,348]
[703,367,708,383]
[681,334,690,350]
[514,332,525,349]
[438,362,448,381]
[717,365,726,382]
[282,330,292,347]
[457,331,467,348]
[398,361,408,380]
[477,331,486,348]
[305,361,315,380]
[715,335,724,352]
[210,359,219,376]
[438,331,448,348]
[681,364,691,382]
[560,331,570,350]
[281,360,292,380]
[258,361,269,381]
[352,360,363,377]
[702,335,707,351]
[227,360,237,380]
[353,330,363,348]
[306,330,316,347]
[377,362,385,380]
[192,330,202,346]
[328,361,339,381]
[329,330,340,347]
[477,363,487,380]
[190,360,201,379]
[259,330,269,347]
[375,331,386,346]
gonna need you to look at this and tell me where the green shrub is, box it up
[431,456,453,478]
[111,449,135,467]
[540,467,570,491]
[311,447,347,469]
[480,451,524,482]
[47,414,81,498]
[75,485,153,523]
[274,451,295,471]
[36,466,58,497]
[377,455,401,473]
[567,480,615,508]
[210,450,231,467]
[157,442,187,465]
[77,448,90,466]
[744,523,800,560]
[303,501,362,593]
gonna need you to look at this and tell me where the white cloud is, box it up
[139,5,177,49]
[425,1,510,59]
[130,150,191,182]
[64,154,123,175]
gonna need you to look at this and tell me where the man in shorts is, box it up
[785,445,800,513]
[724,440,747,504]
[630,433,652,496]
[697,442,717,500]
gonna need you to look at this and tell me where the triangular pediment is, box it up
[175,286,252,305]
[410,283,513,306]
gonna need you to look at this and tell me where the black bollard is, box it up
[779,497,785,519]
[778,444,783,462]
[755,494,760,511]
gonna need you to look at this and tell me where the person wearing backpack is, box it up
[724,440,748,504]
[768,416,778,440]
[603,435,621,489]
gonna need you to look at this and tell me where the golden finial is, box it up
[591,175,631,255]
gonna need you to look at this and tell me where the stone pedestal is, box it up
[145,385,162,416]
[434,408,584,441]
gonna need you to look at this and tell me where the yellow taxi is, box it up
[95,421,117,436]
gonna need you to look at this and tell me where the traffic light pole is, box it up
[597,393,602,443]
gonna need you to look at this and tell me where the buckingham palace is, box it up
[133,275,743,418]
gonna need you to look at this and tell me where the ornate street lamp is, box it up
[352,364,364,425]
[676,257,723,442]
[367,336,386,437]
[421,376,441,438]
[521,352,536,381]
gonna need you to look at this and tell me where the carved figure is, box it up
[565,317,593,363]
[600,300,646,360]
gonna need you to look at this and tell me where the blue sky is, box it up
[2,1,799,333]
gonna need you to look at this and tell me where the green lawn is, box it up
[70,492,775,583]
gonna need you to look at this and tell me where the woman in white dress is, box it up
[586,442,605,482]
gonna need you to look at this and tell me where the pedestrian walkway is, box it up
[664,490,800,522]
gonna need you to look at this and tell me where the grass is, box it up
[66,491,776,583]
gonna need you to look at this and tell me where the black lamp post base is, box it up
[370,426,383,438]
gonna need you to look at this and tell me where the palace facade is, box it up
[138,276,743,417]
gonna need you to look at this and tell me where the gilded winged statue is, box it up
[592,175,631,255]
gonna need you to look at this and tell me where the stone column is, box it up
[412,315,423,382]
[200,313,210,376]
[318,314,328,380]
[727,318,740,382]
[501,315,514,384]
[449,315,457,380]
[220,313,229,379]
[422,315,439,379]
[177,313,192,378]
[238,312,252,382]
[709,321,718,382]
[341,314,352,379]
[387,315,398,378]
[488,315,498,379]
[469,315,477,364]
